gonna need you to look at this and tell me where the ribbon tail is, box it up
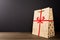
[38,23,41,37]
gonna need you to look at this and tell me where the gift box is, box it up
[32,7,55,38]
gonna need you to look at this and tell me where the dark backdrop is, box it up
[0,0,59,32]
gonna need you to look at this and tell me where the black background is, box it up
[0,0,59,32]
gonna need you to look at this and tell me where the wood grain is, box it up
[0,32,59,40]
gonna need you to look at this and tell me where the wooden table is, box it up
[0,32,59,40]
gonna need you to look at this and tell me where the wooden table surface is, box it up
[0,32,59,40]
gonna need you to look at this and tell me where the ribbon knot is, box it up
[36,16,45,23]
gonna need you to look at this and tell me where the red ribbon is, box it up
[33,9,53,37]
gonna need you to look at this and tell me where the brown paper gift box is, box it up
[32,7,55,38]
